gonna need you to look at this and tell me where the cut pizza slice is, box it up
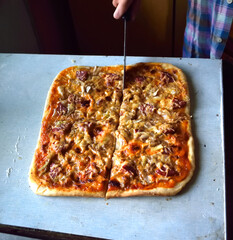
[106,62,194,198]
[29,65,123,197]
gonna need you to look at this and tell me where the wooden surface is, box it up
[0,224,105,240]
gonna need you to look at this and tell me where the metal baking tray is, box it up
[0,54,225,239]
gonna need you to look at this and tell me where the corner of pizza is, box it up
[29,62,195,198]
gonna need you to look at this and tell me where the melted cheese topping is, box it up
[31,63,193,196]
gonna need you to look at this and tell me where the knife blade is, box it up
[122,14,129,90]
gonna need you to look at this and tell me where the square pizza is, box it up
[29,63,194,198]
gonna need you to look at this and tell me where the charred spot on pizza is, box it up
[78,122,96,138]
[105,96,112,101]
[160,71,175,85]
[130,111,138,121]
[142,64,150,72]
[80,98,91,108]
[49,163,62,180]
[139,103,156,115]
[38,152,57,176]
[96,98,104,105]
[70,172,80,182]
[76,70,88,81]
[41,143,49,153]
[63,178,73,187]
[128,142,141,154]
[56,102,67,115]
[135,76,146,84]
[134,129,140,133]
[60,141,74,155]
[93,126,104,136]
[68,94,75,103]
[87,179,94,183]
[123,164,137,176]
[164,127,176,135]
[172,98,186,109]
[105,117,115,125]
[52,122,72,136]
[109,179,121,188]
[162,146,173,155]
[128,96,134,101]
[86,124,104,139]
[156,165,178,177]
[150,69,156,74]
[105,73,120,87]
[75,147,82,154]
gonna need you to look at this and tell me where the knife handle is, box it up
[122,9,130,21]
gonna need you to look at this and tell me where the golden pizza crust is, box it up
[106,185,184,198]
[29,178,105,197]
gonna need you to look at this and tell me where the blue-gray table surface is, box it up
[0,54,225,240]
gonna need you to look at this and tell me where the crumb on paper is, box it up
[15,136,20,153]
[71,59,76,63]
[14,136,22,159]
[106,202,109,206]
[204,144,206,147]
[216,114,219,117]
[6,167,12,177]
[166,197,172,201]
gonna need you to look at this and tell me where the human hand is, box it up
[112,0,140,20]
